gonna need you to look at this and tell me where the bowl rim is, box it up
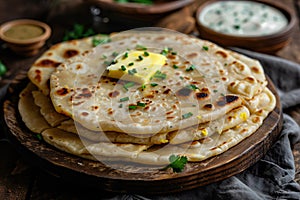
[195,0,297,40]
[0,19,51,44]
[84,0,195,15]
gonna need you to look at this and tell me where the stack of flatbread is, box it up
[19,30,276,166]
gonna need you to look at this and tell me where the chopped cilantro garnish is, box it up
[167,154,188,173]
[128,68,137,75]
[101,55,107,59]
[213,89,218,93]
[150,83,158,87]
[36,134,43,141]
[104,60,112,66]
[112,52,119,57]
[171,51,177,55]
[179,76,184,80]
[63,23,95,41]
[173,64,179,69]
[153,70,167,79]
[202,46,209,51]
[160,47,169,56]
[92,36,111,47]
[129,105,137,110]
[144,51,149,56]
[137,102,146,107]
[119,104,123,108]
[137,55,143,61]
[121,65,126,71]
[0,61,7,77]
[120,97,129,102]
[182,112,193,119]
[141,84,146,90]
[186,65,195,72]
[233,25,240,30]
[136,45,147,50]
[186,84,198,91]
[128,62,134,67]
[124,82,135,90]
[123,52,128,59]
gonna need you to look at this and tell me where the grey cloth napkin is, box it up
[109,49,300,200]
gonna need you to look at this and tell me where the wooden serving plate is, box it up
[3,74,282,195]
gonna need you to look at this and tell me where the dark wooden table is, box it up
[0,0,300,199]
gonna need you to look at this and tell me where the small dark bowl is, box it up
[195,0,296,54]
[84,0,194,27]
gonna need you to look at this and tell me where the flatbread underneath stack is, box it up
[19,31,276,166]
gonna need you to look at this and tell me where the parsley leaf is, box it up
[136,44,147,50]
[167,155,188,173]
[36,134,43,141]
[63,23,95,41]
[202,46,209,51]
[182,112,193,119]
[123,82,135,90]
[92,36,111,47]
[186,84,198,91]
[186,65,195,72]
[153,70,167,79]
[0,61,7,76]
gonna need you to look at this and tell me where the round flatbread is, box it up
[18,29,276,166]
[50,30,267,135]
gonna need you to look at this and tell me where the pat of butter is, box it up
[106,51,167,84]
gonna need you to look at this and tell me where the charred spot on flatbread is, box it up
[176,87,193,98]
[36,59,61,68]
[56,88,71,96]
[216,95,239,107]
[63,49,80,59]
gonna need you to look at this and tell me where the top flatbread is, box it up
[50,31,267,135]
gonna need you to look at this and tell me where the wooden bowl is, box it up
[85,0,194,15]
[0,19,51,57]
[84,0,194,26]
[195,0,297,54]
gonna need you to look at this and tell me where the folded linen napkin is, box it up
[109,48,300,200]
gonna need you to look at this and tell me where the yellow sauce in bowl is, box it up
[4,24,44,40]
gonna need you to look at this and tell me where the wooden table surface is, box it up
[0,0,300,199]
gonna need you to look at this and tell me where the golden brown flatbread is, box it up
[18,30,276,165]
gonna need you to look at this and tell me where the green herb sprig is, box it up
[166,155,188,173]
[0,61,7,77]
[152,70,167,79]
[92,36,111,47]
[63,23,95,41]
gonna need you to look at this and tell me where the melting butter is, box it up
[107,50,167,84]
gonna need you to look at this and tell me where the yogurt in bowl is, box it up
[198,0,288,37]
[195,0,296,53]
